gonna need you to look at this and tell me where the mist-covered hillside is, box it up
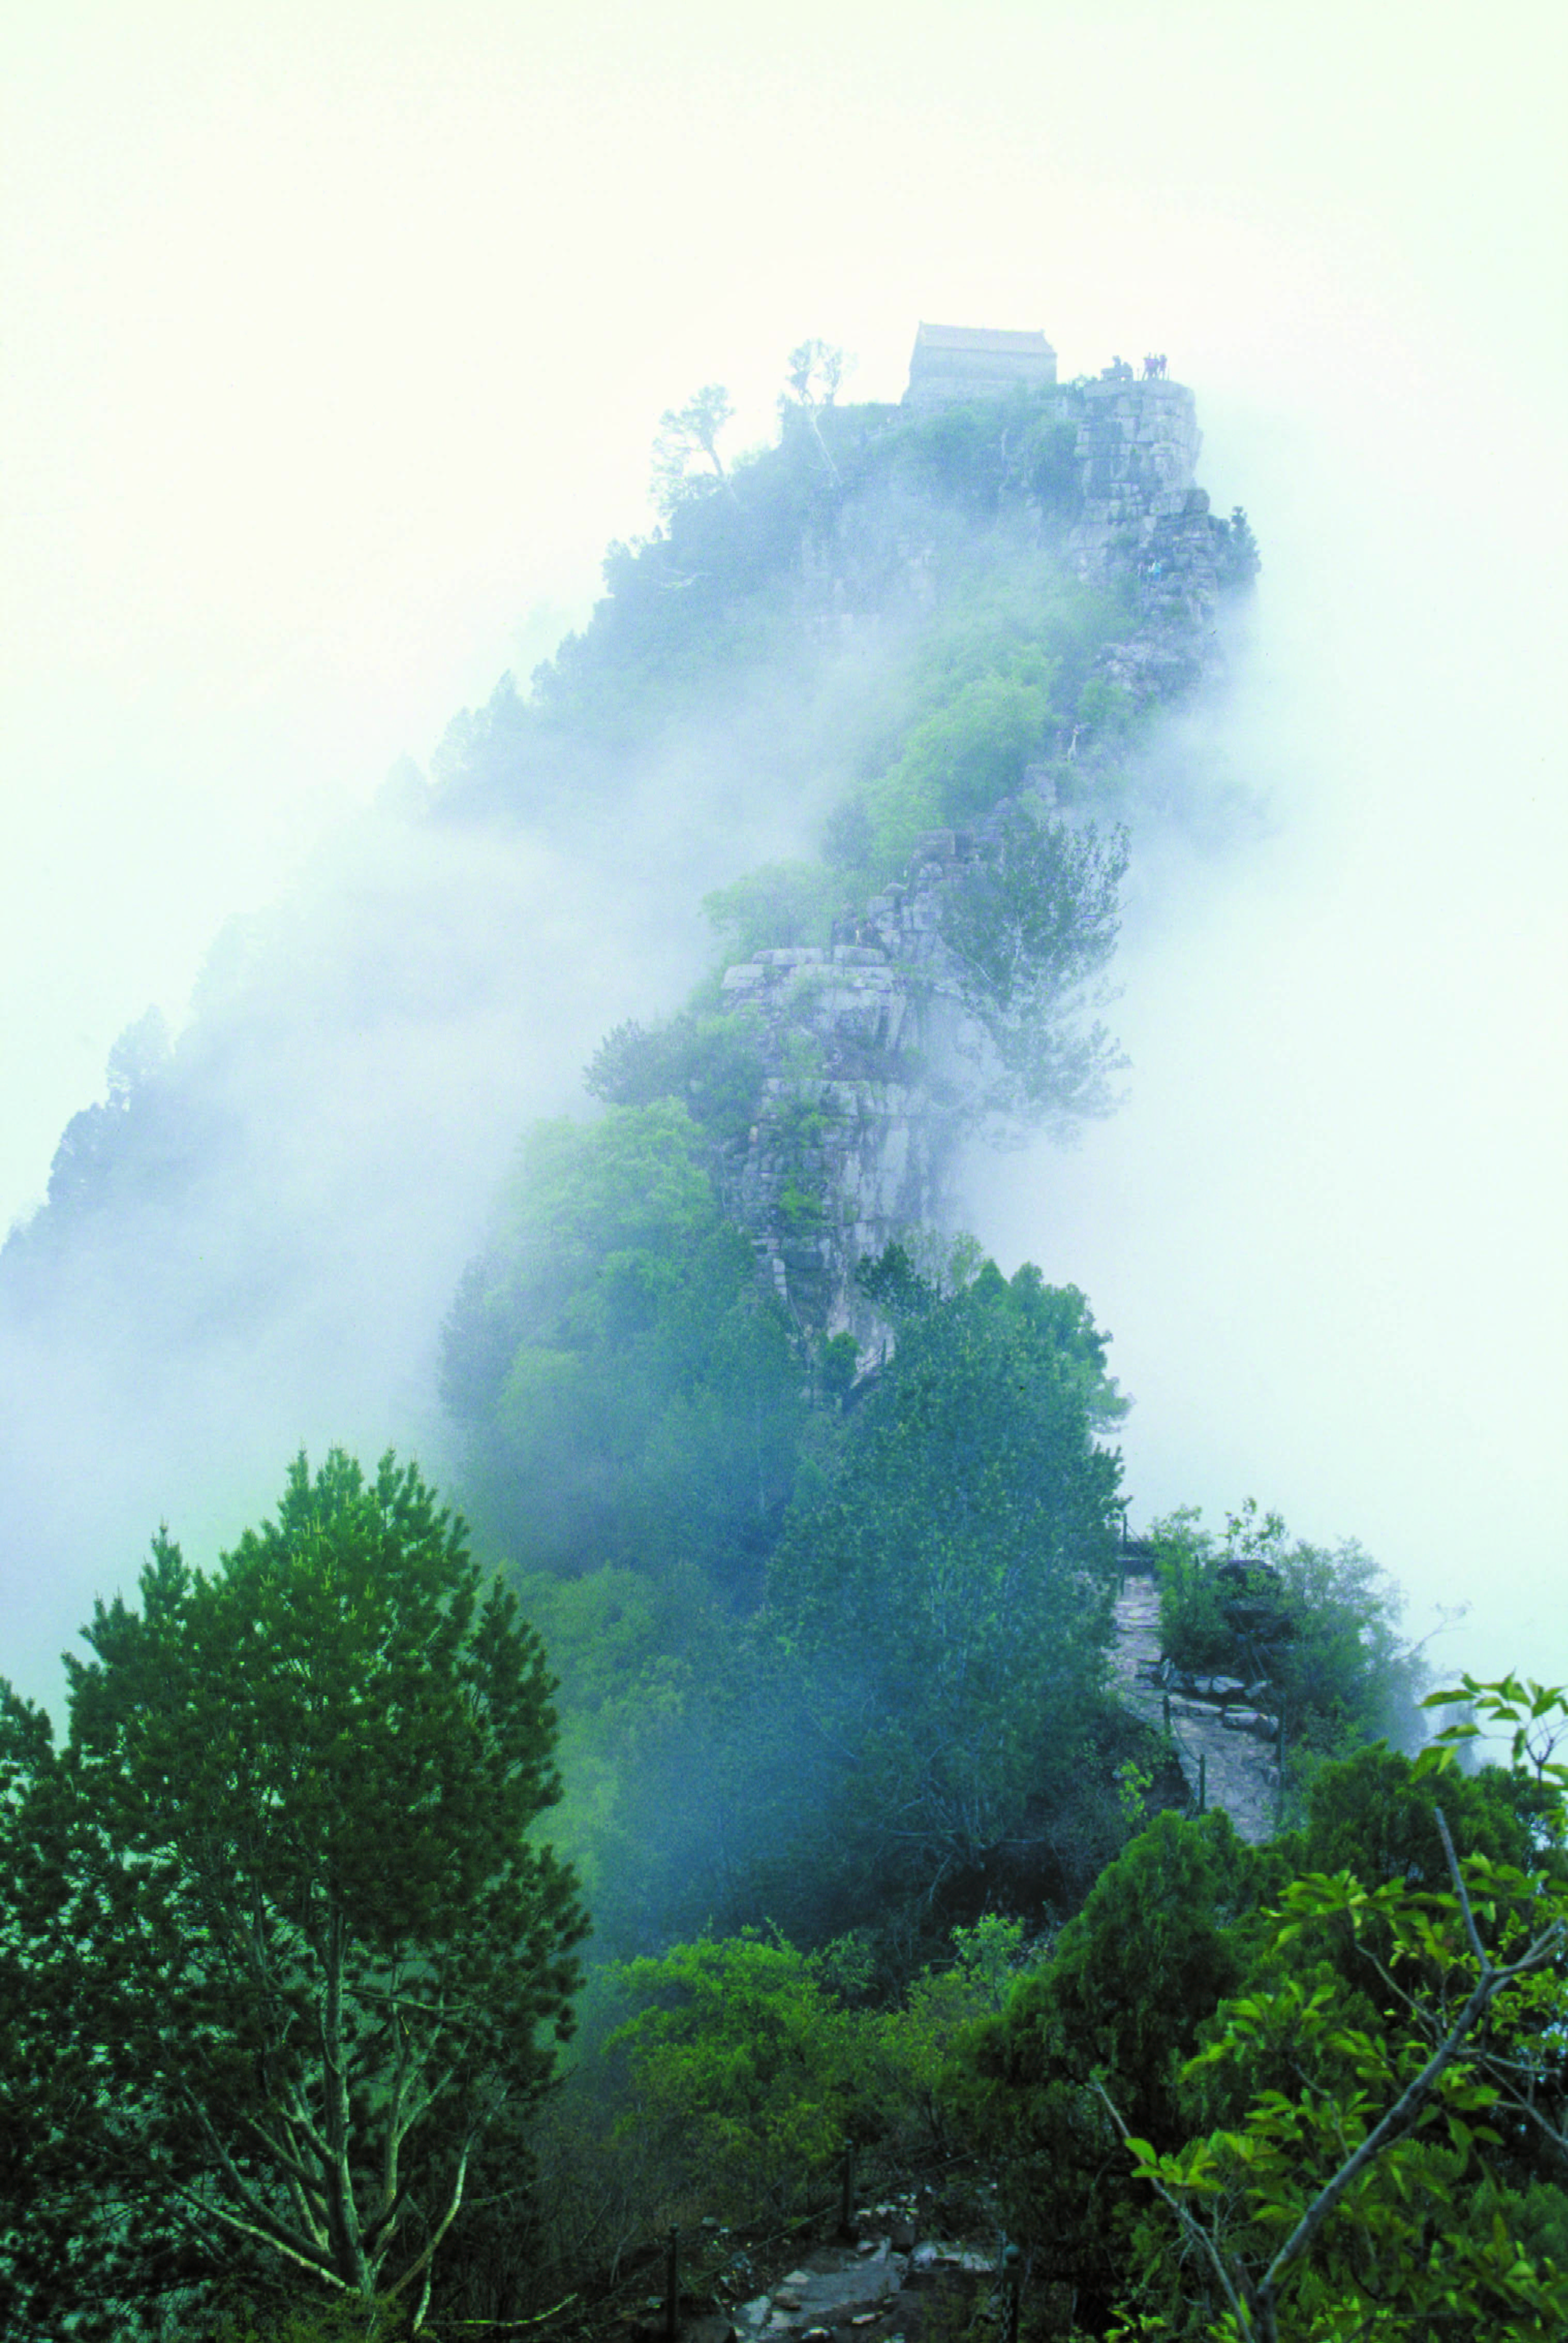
[10,349,1543,2343]
[0,356,1255,1709]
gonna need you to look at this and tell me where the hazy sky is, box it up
[3,2,1565,1688]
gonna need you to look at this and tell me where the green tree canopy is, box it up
[1112,1695,1568,2338]
[953,1810,1260,2326]
[1,1451,585,2336]
[767,1258,1126,1921]
[584,1006,767,1146]
[949,1723,1568,2339]
[441,1105,808,1591]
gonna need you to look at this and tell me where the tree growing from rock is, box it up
[651,384,737,516]
[938,806,1130,1135]
[780,338,851,482]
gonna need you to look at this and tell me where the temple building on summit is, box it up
[903,321,1058,408]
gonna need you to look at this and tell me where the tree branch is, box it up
[1251,1811,1561,2328]
[381,2130,475,2321]
[173,2182,351,2288]
[1093,2082,1251,2333]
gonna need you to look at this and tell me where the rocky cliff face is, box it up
[1067,379,1206,568]
[1066,377,1223,702]
[719,377,1229,1347]
[715,833,982,1346]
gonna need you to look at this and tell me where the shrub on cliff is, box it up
[584,1006,768,1146]
[1153,1500,1425,1780]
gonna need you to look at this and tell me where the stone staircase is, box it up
[1112,1573,1280,1845]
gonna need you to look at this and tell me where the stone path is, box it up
[1112,1575,1279,1845]
[731,2226,996,2343]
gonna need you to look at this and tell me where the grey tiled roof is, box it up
[913,322,1056,357]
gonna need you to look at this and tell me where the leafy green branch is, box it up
[1103,1682,1568,2339]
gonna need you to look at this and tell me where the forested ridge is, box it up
[6,355,1566,2341]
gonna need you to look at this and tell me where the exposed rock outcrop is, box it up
[718,370,1233,1343]
[715,842,979,1345]
[1064,376,1222,704]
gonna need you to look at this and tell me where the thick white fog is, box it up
[2,4,1563,1706]
[969,385,1568,1685]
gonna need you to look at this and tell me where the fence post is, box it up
[1001,2243,1021,2343]
[1197,1750,1206,1814]
[838,2138,856,2237]
[665,2226,679,2343]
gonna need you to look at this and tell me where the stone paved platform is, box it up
[1112,1574,1279,1844]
